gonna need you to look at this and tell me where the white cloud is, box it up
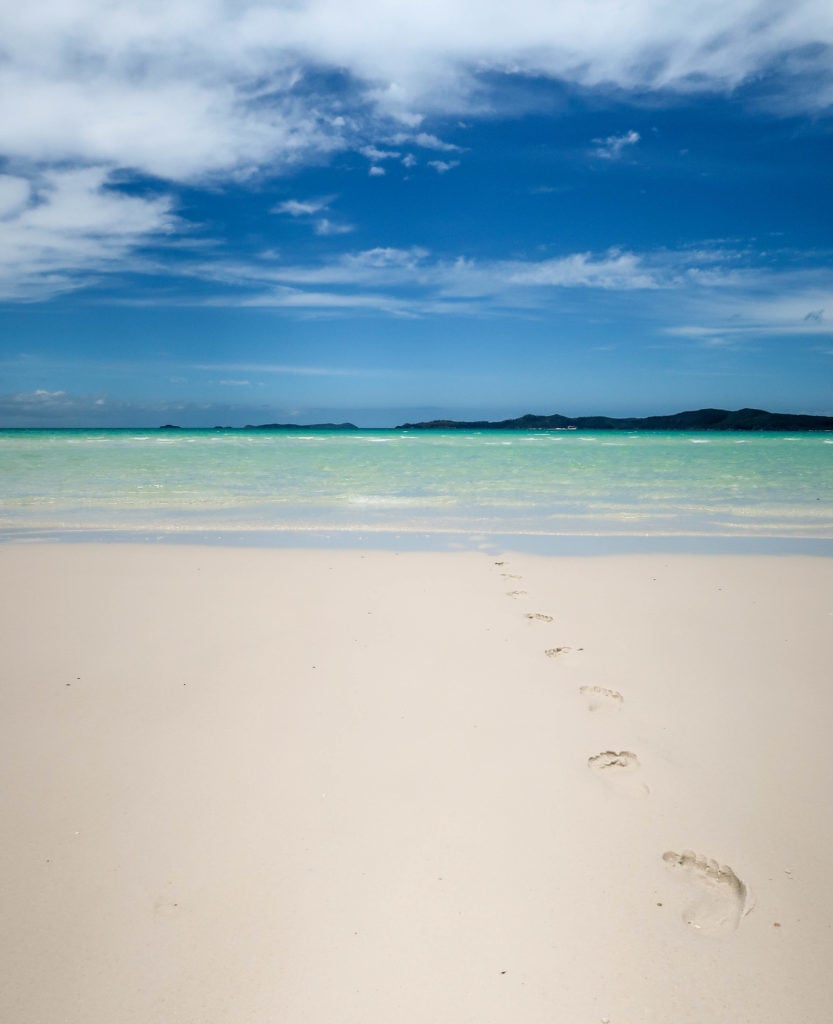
[0,175,31,217]
[176,242,833,346]
[390,131,463,155]
[192,246,430,294]
[0,64,340,184]
[232,288,422,315]
[351,246,430,266]
[369,166,386,176]
[273,197,335,217]
[504,251,657,290]
[0,388,110,423]
[0,1,831,192]
[0,167,176,300]
[592,129,641,160]
[655,265,833,348]
[0,387,303,427]
[273,195,352,236]
[413,133,463,152]
[428,160,460,173]
[314,218,355,236]
[360,146,401,161]
[1,2,832,304]
[23,389,66,402]
[184,245,661,309]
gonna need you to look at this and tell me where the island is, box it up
[396,408,833,431]
[243,422,359,430]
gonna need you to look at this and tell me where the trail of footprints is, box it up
[492,558,752,936]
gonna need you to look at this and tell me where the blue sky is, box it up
[1,1,832,426]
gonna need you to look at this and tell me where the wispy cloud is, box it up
[194,362,388,377]
[174,242,833,346]
[360,146,401,161]
[662,273,833,342]
[0,388,346,427]
[0,388,117,425]
[233,288,416,314]
[313,218,355,236]
[592,130,640,160]
[428,160,460,173]
[0,167,176,301]
[177,245,664,318]
[413,133,463,152]
[503,251,657,290]
[273,195,353,236]
[273,196,335,217]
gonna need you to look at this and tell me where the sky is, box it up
[1,1,833,427]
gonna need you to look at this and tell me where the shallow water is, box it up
[1,427,832,546]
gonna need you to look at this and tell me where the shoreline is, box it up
[3,542,833,1021]
[3,525,833,556]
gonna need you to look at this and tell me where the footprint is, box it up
[662,850,752,935]
[506,590,528,598]
[579,685,623,711]
[589,750,638,771]
[525,612,553,623]
[501,572,523,580]
[588,750,648,796]
[544,646,582,658]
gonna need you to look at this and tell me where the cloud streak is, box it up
[273,197,336,217]
[189,245,662,298]
[194,362,383,377]
[173,242,833,353]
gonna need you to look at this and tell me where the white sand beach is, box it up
[2,542,832,1022]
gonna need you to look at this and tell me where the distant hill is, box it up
[244,422,359,430]
[396,408,833,431]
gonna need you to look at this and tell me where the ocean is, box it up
[2,428,832,552]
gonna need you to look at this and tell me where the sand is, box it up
[1,542,832,1022]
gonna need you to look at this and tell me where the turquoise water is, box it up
[1,428,832,546]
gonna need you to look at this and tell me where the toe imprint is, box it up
[545,646,581,658]
[588,750,639,772]
[579,685,623,710]
[526,612,553,623]
[588,750,648,796]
